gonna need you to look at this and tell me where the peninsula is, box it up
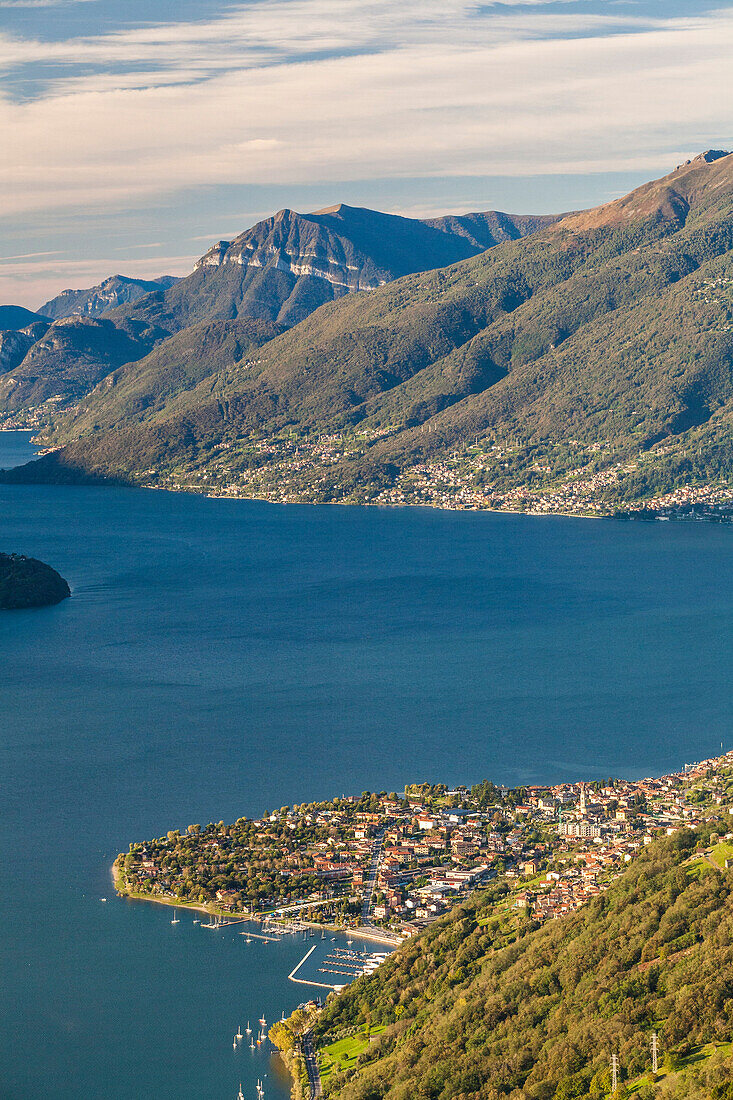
[115,752,727,938]
[0,552,70,609]
[118,750,733,1098]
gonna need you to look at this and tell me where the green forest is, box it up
[305,823,733,1099]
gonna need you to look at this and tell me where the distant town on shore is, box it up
[116,748,732,939]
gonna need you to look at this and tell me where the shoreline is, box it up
[2,429,729,522]
[148,480,730,524]
[112,860,400,944]
[129,479,730,524]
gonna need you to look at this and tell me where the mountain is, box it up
[0,327,43,376]
[53,318,281,433]
[308,822,733,1099]
[0,305,48,330]
[0,315,162,416]
[107,205,560,334]
[13,151,733,517]
[423,208,565,249]
[40,274,180,320]
[0,205,555,423]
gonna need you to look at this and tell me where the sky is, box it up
[0,0,732,308]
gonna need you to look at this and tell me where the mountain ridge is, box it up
[40,274,180,321]
[119,203,561,332]
[4,153,733,517]
[0,202,557,424]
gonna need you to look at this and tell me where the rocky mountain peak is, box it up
[676,149,731,170]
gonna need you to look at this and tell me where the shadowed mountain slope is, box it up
[0,305,48,330]
[0,316,163,414]
[58,318,281,434]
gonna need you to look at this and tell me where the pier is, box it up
[287,944,338,990]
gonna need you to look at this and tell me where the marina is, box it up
[288,941,396,991]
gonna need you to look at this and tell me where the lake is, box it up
[1,431,731,1099]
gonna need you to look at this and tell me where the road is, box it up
[264,893,357,917]
[302,1030,323,1098]
[360,830,385,930]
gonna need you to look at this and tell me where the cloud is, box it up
[0,0,668,80]
[0,0,731,273]
[0,248,63,260]
[0,1,96,7]
[0,252,195,308]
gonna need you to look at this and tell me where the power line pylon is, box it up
[611,1053,619,1093]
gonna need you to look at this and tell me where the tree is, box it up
[269,1021,295,1052]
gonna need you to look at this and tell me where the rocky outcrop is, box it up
[41,274,180,320]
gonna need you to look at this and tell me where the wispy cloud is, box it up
[0,4,730,213]
[0,252,194,307]
[0,248,64,260]
[0,0,731,303]
[0,0,96,8]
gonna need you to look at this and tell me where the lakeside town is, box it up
[2,409,729,520]
[115,748,733,940]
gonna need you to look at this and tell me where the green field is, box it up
[708,839,733,868]
[318,1026,386,1084]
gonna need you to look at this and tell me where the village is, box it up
[116,749,733,937]
[146,425,733,521]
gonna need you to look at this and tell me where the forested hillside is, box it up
[5,152,733,516]
[0,204,552,424]
[311,823,733,1099]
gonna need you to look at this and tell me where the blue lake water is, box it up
[1,431,731,1099]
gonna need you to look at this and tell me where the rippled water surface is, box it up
[1,432,730,1099]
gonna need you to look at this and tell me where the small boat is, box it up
[193,919,199,924]
[237,1084,245,1100]
[100,897,107,903]
[171,916,180,924]
[233,1038,237,1051]
[250,1039,255,1050]
[259,1015,266,1026]
[236,1025,243,1040]
[246,1022,251,1034]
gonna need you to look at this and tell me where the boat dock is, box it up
[288,943,393,991]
